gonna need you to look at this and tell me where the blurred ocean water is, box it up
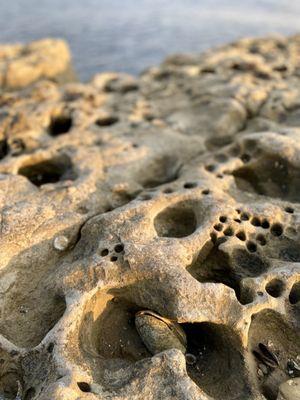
[0,0,299,80]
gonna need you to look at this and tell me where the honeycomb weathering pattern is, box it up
[0,36,299,399]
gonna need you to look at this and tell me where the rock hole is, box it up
[241,212,250,221]
[79,291,150,387]
[110,256,118,262]
[187,247,242,302]
[114,244,124,253]
[224,227,234,236]
[251,217,261,227]
[246,241,257,253]
[163,187,173,193]
[248,309,300,400]
[182,322,251,400]
[202,189,210,195]
[213,223,223,232]
[261,219,270,229]
[47,342,54,353]
[236,231,246,241]
[270,223,283,237]
[77,382,91,392]
[48,114,72,136]
[101,249,109,257]
[265,279,285,298]
[240,153,251,163]
[18,155,76,187]
[24,388,36,400]
[233,155,300,202]
[289,282,300,304]
[154,202,197,238]
[0,139,9,159]
[219,216,227,223]
[183,182,197,189]
[256,234,267,246]
[285,206,294,214]
[95,115,119,127]
[205,164,216,172]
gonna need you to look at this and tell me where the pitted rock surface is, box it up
[0,35,299,400]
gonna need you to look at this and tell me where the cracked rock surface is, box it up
[0,35,300,400]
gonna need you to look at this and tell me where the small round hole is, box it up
[240,153,251,163]
[285,207,294,214]
[205,164,216,172]
[214,223,223,232]
[210,232,217,243]
[77,382,91,392]
[251,217,261,227]
[256,234,266,246]
[183,182,197,189]
[289,282,300,304]
[101,249,109,257]
[241,212,250,221]
[236,231,246,241]
[270,223,283,237]
[261,219,270,229]
[224,227,234,236]
[163,187,173,194]
[246,241,257,253]
[265,278,285,298]
[47,343,54,353]
[219,216,227,223]
[234,218,241,223]
[96,115,119,127]
[110,256,118,262]
[202,189,210,195]
[114,244,124,253]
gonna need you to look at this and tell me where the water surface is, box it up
[0,1,299,80]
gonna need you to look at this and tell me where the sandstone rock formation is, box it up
[0,39,75,90]
[0,34,299,400]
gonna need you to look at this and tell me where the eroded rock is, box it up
[0,34,299,400]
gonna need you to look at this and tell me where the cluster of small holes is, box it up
[100,243,124,262]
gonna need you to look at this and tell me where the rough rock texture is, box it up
[0,39,75,90]
[0,34,300,400]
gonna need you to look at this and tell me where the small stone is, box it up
[53,235,69,251]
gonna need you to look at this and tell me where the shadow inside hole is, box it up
[140,155,181,189]
[265,279,285,298]
[187,245,269,305]
[248,309,300,400]
[182,322,252,400]
[48,114,72,136]
[154,201,198,238]
[18,155,77,186]
[232,155,300,202]
[79,291,150,388]
[0,349,22,400]
[0,139,8,159]
[289,282,300,305]
[24,387,36,400]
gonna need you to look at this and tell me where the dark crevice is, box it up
[48,114,72,136]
